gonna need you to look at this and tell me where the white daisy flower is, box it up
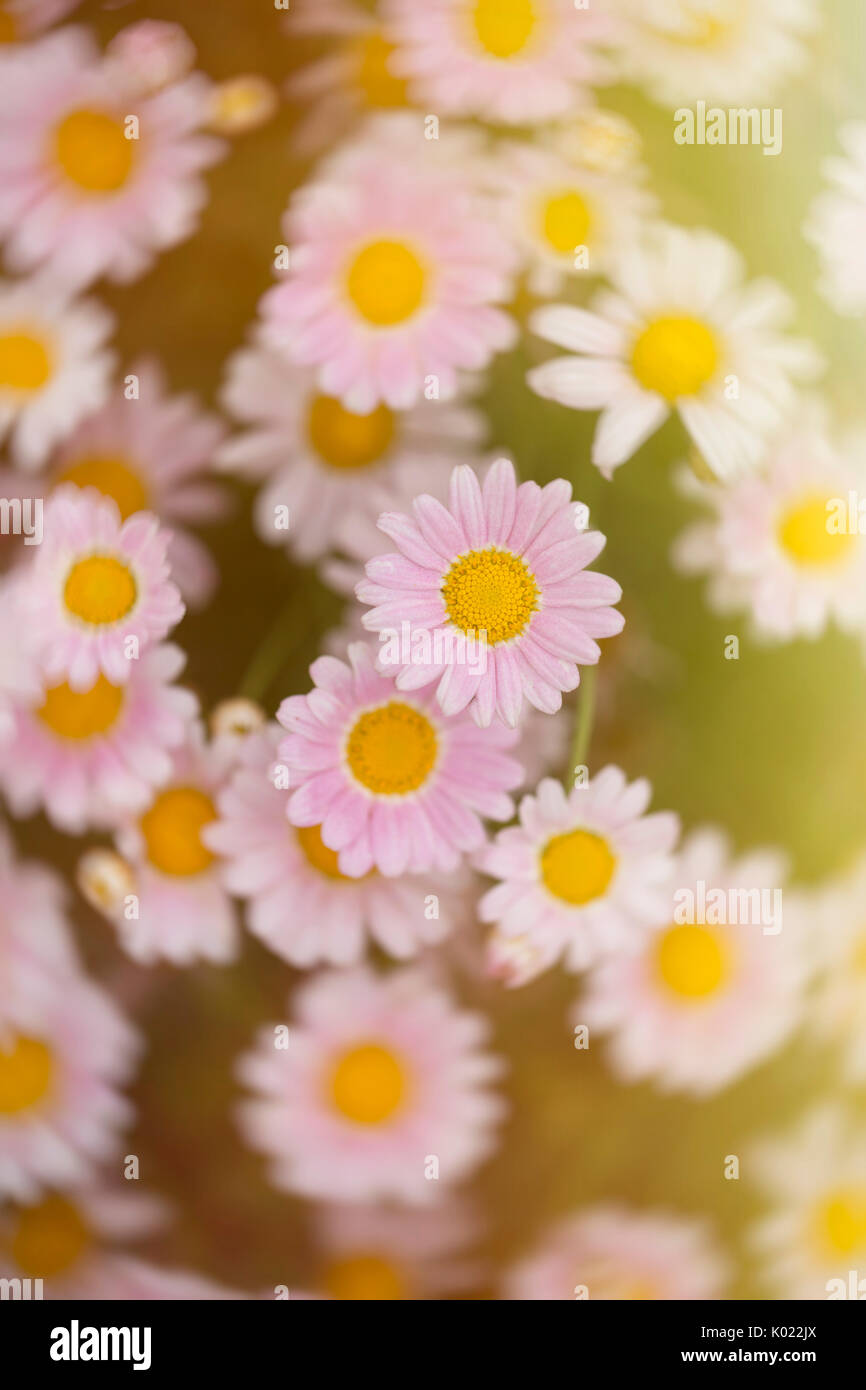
[797,856,866,1085]
[804,122,866,318]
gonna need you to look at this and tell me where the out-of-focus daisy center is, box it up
[540,828,616,906]
[355,34,408,108]
[296,823,365,882]
[631,316,719,401]
[55,455,150,520]
[776,496,855,568]
[0,330,52,393]
[140,786,217,876]
[12,1196,91,1278]
[63,554,138,626]
[54,109,135,193]
[346,701,437,795]
[472,0,537,58]
[656,923,727,998]
[814,1188,866,1257]
[38,674,124,740]
[329,1042,406,1124]
[346,239,427,327]
[658,3,732,48]
[0,1035,54,1114]
[442,547,539,644]
[540,190,591,255]
[323,1254,406,1300]
[307,394,395,469]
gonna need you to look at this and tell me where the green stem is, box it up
[238,593,307,705]
[570,663,597,774]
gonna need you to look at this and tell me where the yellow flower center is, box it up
[296,824,356,881]
[323,1254,406,1300]
[38,675,124,741]
[63,555,138,627]
[307,394,395,470]
[345,701,437,796]
[776,496,855,569]
[631,316,720,401]
[54,109,135,193]
[12,1197,91,1278]
[472,0,537,58]
[540,190,592,255]
[56,454,149,521]
[0,332,52,393]
[346,239,427,327]
[140,786,217,877]
[660,4,733,48]
[540,828,617,906]
[656,923,727,999]
[815,1188,866,1258]
[329,1042,406,1125]
[356,34,408,108]
[0,1036,54,1115]
[441,547,539,645]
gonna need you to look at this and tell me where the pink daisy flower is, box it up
[277,642,522,878]
[0,642,198,833]
[0,822,78,979]
[0,574,43,742]
[0,26,224,288]
[580,830,807,1096]
[49,357,229,609]
[236,965,506,1204]
[206,722,465,966]
[21,485,184,691]
[505,1205,728,1300]
[258,115,517,413]
[105,20,197,96]
[381,0,613,125]
[357,457,624,728]
[476,768,679,979]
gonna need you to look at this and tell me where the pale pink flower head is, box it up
[22,485,184,691]
[237,965,506,1204]
[382,0,614,125]
[312,1196,483,1300]
[0,574,43,743]
[477,768,679,977]
[805,122,866,318]
[259,115,517,412]
[357,457,624,727]
[277,642,522,878]
[105,20,197,96]
[0,823,78,981]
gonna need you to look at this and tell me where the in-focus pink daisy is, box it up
[218,335,485,564]
[580,830,806,1096]
[49,358,229,609]
[0,26,223,288]
[505,1204,728,1300]
[357,457,624,727]
[477,768,679,979]
[259,115,517,412]
[381,0,613,125]
[206,723,464,966]
[0,642,198,833]
[237,965,506,1204]
[22,485,184,691]
[312,1196,483,1300]
[277,642,522,878]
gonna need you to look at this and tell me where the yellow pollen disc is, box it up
[323,1254,406,1300]
[12,1197,91,1278]
[815,1188,866,1257]
[56,454,149,521]
[346,239,427,327]
[356,34,408,108]
[656,923,727,999]
[442,546,539,645]
[38,675,124,741]
[0,332,52,393]
[54,109,135,193]
[777,496,855,569]
[472,0,537,58]
[330,1042,406,1125]
[296,824,353,881]
[63,554,138,627]
[307,394,395,470]
[140,786,217,877]
[540,828,616,906]
[0,1036,54,1115]
[631,315,719,401]
[540,190,592,255]
[345,702,437,796]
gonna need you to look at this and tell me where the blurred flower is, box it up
[357,457,623,727]
[237,965,506,1203]
[0,821,78,976]
[505,1204,728,1299]
[207,75,278,135]
[804,121,866,319]
[796,855,866,1084]
[477,768,679,977]
[0,574,43,741]
[104,20,196,95]
[529,223,821,481]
